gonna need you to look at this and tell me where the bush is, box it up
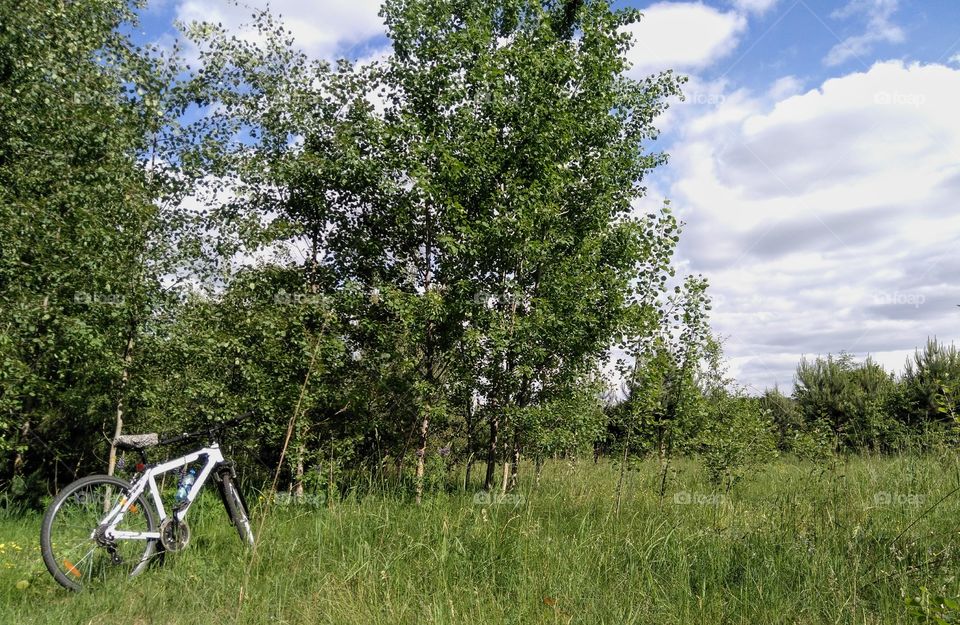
[759,387,801,451]
[697,393,778,492]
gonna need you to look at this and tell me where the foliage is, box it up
[905,587,960,624]
[902,339,960,426]
[759,387,801,451]
[696,393,778,491]
[3,0,958,509]
[794,354,900,451]
[0,0,201,492]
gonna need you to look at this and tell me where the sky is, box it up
[136,0,960,393]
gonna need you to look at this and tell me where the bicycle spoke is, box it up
[42,476,158,591]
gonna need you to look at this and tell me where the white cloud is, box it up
[654,60,960,390]
[175,0,385,60]
[823,0,904,67]
[625,2,747,78]
[731,0,780,16]
[766,75,803,100]
[949,53,960,67]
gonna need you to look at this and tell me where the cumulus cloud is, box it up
[657,61,960,390]
[823,0,904,67]
[175,0,386,60]
[624,2,747,79]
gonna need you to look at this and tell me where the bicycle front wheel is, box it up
[40,475,159,591]
[218,473,255,547]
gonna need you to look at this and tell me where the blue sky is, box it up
[134,0,960,392]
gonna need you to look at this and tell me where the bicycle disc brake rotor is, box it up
[159,518,191,552]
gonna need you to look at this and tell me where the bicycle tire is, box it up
[218,472,255,547]
[40,474,159,591]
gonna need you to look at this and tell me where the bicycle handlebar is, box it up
[157,410,256,447]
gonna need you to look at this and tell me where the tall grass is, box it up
[2,454,959,624]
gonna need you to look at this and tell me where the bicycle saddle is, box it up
[114,433,159,450]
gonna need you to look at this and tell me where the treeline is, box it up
[605,340,960,495]
[765,342,960,453]
[2,1,955,509]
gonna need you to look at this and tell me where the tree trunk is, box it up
[291,417,308,498]
[508,438,520,491]
[414,408,430,504]
[12,419,30,478]
[657,434,672,504]
[107,332,135,477]
[464,451,475,491]
[463,391,475,490]
[293,451,305,498]
[615,438,629,515]
[534,456,544,487]
[327,438,335,508]
[414,199,435,505]
[484,410,499,490]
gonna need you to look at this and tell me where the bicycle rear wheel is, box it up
[40,475,159,591]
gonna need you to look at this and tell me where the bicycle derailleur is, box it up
[94,524,124,565]
[159,517,191,552]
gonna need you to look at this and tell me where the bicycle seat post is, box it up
[136,448,148,472]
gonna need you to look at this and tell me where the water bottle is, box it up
[175,468,197,503]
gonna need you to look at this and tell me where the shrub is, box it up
[697,393,778,492]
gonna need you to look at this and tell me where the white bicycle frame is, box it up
[101,444,226,541]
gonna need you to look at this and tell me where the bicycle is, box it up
[40,412,256,591]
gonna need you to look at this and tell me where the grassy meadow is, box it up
[2,455,960,624]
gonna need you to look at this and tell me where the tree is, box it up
[793,354,898,451]
[901,339,960,427]
[613,266,713,503]
[697,393,778,492]
[380,0,683,494]
[0,0,199,495]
